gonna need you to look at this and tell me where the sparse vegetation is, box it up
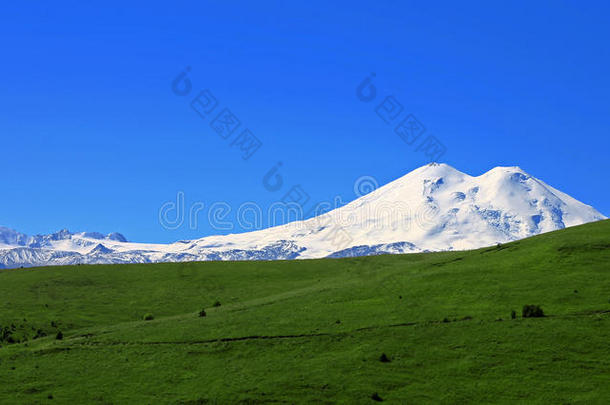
[1,323,50,345]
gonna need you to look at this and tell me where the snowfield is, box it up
[1,163,605,269]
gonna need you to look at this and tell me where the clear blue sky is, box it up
[2,1,609,243]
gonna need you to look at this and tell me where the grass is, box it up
[0,220,609,404]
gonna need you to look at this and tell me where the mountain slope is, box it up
[0,163,605,268]
[0,220,609,403]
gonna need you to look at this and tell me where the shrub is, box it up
[1,326,11,343]
[55,331,63,340]
[379,353,390,363]
[511,310,517,319]
[143,313,155,321]
[213,301,221,308]
[198,309,207,317]
[522,305,544,318]
[371,392,383,402]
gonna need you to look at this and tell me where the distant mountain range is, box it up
[1,163,605,269]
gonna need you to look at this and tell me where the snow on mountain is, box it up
[0,227,31,247]
[0,164,605,269]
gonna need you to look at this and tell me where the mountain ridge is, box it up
[0,164,605,268]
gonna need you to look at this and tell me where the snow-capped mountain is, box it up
[0,164,605,269]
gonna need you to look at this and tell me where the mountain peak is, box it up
[106,232,127,242]
[418,162,460,172]
[483,165,528,175]
[389,163,464,184]
[0,227,30,246]
[89,243,114,255]
[49,229,72,240]
[391,163,467,188]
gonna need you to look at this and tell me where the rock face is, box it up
[0,164,605,269]
[326,242,420,258]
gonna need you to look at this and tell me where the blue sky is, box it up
[1,1,609,243]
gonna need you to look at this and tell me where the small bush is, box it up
[198,309,207,317]
[55,331,63,340]
[143,313,154,321]
[213,301,221,308]
[371,392,383,402]
[522,305,544,318]
[511,310,517,319]
[379,353,390,363]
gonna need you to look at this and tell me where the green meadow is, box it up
[0,220,609,404]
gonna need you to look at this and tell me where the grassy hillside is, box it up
[0,220,609,404]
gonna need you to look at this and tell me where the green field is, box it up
[1,220,609,404]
